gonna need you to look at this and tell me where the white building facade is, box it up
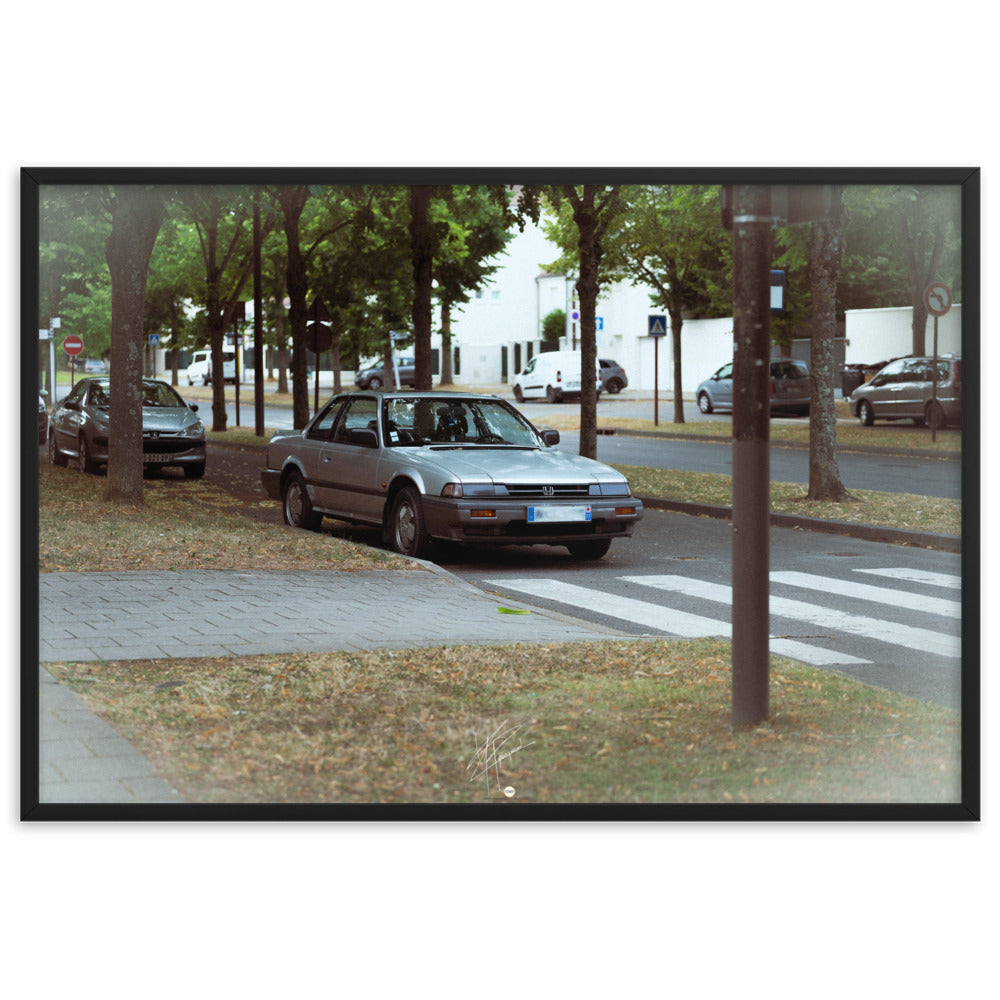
[435,217,965,393]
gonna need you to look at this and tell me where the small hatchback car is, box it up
[262,391,643,560]
[696,359,812,416]
[850,354,961,429]
[48,377,207,477]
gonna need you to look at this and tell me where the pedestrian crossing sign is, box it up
[648,315,667,336]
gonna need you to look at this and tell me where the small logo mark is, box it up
[542,485,554,497]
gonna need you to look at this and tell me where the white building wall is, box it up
[845,305,962,364]
[441,216,965,393]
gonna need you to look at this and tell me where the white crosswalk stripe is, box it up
[856,568,961,590]
[770,571,961,618]
[626,575,960,659]
[488,578,728,638]
[488,568,961,668]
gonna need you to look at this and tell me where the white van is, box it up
[185,349,236,386]
[512,350,602,403]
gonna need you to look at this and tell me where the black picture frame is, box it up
[21,166,981,822]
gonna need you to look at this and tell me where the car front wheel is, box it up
[368,376,383,390]
[858,400,874,426]
[697,392,713,414]
[513,385,524,403]
[282,471,321,530]
[391,486,431,559]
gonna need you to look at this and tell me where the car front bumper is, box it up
[420,495,643,545]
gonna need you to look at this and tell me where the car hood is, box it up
[140,407,200,432]
[411,445,623,485]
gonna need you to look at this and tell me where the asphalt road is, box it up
[209,444,963,708]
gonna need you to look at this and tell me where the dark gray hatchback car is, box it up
[850,354,961,429]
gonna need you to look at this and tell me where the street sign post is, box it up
[63,334,84,388]
[923,282,953,442]
[648,316,667,425]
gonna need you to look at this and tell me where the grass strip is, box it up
[47,640,961,805]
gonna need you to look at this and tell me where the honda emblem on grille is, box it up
[542,485,554,496]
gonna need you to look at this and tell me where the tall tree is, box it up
[804,186,857,503]
[103,185,166,505]
[178,187,262,432]
[521,185,627,459]
[619,184,731,423]
[432,187,512,384]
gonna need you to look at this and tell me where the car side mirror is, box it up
[346,428,378,448]
[541,429,560,446]
[189,403,199,412]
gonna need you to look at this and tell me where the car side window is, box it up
[334,398,379,444]
[717,363,733,380]
[307,399,345,442]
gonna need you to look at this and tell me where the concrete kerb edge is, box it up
[639,496,960,553]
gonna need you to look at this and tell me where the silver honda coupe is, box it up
[262,392,643,560]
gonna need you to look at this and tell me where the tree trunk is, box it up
[806,188,858,503]
[669,307,684,424]
[277,187,311,427]
[440,300,454,385]
[103,186,165,506]
[572,186,600,460]
[409,185,434,391]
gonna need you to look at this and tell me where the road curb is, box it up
[638,496,961,552]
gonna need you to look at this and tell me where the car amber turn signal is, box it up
[470,509,496,518]
[615,506,637,516]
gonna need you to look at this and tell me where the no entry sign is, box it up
[62,335,84,356]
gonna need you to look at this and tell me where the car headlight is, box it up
[442,482,495,499]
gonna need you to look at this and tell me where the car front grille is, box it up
[142,436,200,455]
[501,483,591,499]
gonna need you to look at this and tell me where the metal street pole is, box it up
[253,191,265,438]
[730,184,772,728]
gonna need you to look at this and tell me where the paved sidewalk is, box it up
[34,565,630,807]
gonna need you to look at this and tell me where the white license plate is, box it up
[527,505,591,523]
[145,454,173,463]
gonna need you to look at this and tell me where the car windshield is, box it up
[142,383,186,407]
[383,397,543,447]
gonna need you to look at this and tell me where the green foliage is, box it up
[541,308,565,342]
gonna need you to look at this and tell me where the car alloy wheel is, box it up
[282,471,321,530]
[78,436,97,474]
[391,486,430,559]
[605,378,622,394]
[368,376,383,390]
[925,400,945,431]
[858,400,874,426]
[697,392,713,414]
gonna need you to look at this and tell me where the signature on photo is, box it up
[466,721,535,796]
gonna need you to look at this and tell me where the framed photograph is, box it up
[21,166,980,821]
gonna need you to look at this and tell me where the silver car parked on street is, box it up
[696,359,812,416]
[261,391,643,560]
[850,354,962,429]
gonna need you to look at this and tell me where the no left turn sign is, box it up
[924,282,953,317]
